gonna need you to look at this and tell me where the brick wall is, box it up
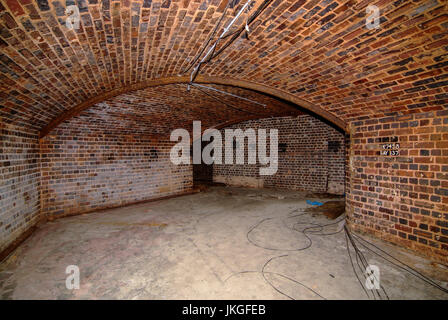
[40,125,192,219]
[0,124,40,253]
[347,110,448,263]
[213,115,346,194]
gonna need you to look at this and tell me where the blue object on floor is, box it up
[306,200,323,206]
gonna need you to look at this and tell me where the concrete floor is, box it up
[1,186,447,300]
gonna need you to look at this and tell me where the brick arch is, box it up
[39,75,347,138]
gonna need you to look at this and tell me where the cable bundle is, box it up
[226,206,448,300]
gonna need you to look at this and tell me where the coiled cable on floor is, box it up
[246,210,346,251]
[227,208,346,299]
[229,203,447,300]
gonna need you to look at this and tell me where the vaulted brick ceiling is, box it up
[50,83,302,136]
[0,0,447,135]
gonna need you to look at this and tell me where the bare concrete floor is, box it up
[1,186,447,300]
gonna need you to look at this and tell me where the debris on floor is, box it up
[0,186,446,300]
[305,200,345,220]
[305,192,345,199]
[194,181,227,192]
[306,200,324,206]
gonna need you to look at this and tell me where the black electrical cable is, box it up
[350,232,448,295]
[348,231,376,298]
[247,210,346,251]
[182,0,246,76]
[291,214,346,236]
[187,27,241,77]
[231,202,444,300]
[344,227,372,299]
[195,194,446,298]
[347,227,389,301]
[224,268,326,300]
[188,195,330,300]
[346,227,383,300]
[247,217,312,251]
[344,226,390,300]
[261,254,327,300]
[347,229,380,300]
[189,0,275,83]
[246,209,344,251]
[208,0,275,62]
[201,11,251,66]
[226,207,344,299]
[181,1,231,74]
[244,206,393,300]
[192,83,265,116]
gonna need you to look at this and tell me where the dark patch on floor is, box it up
[305,192,345,199]
[305,200,345,220]
[194,181,227,192]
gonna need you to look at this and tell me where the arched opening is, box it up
[193,114,347,198]
[39,76,347,138]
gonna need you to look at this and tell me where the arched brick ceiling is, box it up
[0,0,447,134]
[49,83,302,136]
